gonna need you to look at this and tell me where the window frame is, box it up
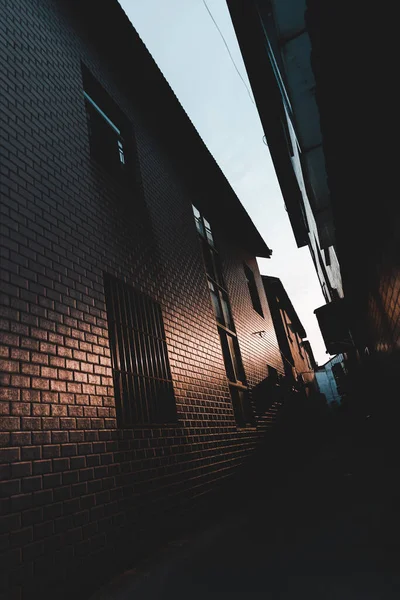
[243,263,264,317]
[82,65,130,177]
[104,273,177,427]
[192,205,254,428]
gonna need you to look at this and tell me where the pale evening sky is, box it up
[118,0,330,365]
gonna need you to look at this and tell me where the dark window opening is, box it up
[281,116,294,157]
[324,247,331,266]
[244,263,264,317]
[331,288,340,301]
[295,332,304,358]
[267,365,278,384]
[219,330,245,385]
[314,236,335,302]
[230,386,255,428]
[104,273,176,426]
[192,205,253,426]
[82,64,130,176]
[280,308,293,343]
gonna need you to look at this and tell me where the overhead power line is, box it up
[202,0,255,105]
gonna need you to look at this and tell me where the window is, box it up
[82,65,129,176]
[314,235,335,302]
[280,307,293,343]
[244,263,263,317]
[104,273,176,426]
[230,387,253,428]
[295,332,304,358]
[192,205,254,427]
[324,247,331,266]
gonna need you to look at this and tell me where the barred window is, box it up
[104,274,176,426]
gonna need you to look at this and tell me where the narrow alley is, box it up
[91,397,400,600]
[1,2,399,599]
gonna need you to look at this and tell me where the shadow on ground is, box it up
[90,397,400,599]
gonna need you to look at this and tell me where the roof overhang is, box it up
[62,0,271,259]
[227,0,309,248]
[314,299,352,355]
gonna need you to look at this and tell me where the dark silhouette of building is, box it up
[315,354,347,408]
[262,276,317,397]
[306,0,400,376]
[0,1,301,598]
[226,0,343,309]
[227,0,400,390]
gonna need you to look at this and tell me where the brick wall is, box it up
[367,247,400,357]
[0,1,284,598]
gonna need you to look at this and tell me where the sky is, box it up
[118,0,330,365]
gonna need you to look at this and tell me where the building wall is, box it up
[286,116,343,302]
[278,307,316,394]
[305,0,400,368]
[257,0,343,302]
[315,354,345,406]
[262,277,317,396]
[366,249,400,360]
[0,1,284,598]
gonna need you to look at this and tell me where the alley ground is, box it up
[90,397,400,600]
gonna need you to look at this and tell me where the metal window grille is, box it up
[104,273,176,426]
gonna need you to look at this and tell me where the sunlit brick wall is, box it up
[0,1,284,598]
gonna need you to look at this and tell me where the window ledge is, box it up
[236,426,257,432]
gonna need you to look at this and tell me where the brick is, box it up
[0,547,22,569]
[0,417,19,431]
[0,360,19,373]
[21,363,40,376]
[0,403,9,416]
[51,431,68,443]
[32,431,51,444]
[31,378,50,390]
[21,390,40,402]
[0,388,19,401]
[52,458,70,472]
[11,462,32,478]
[11,403,30,416]
[21,507,43,527]
[0,514,21,535]
[22,477,42,493]
[0,448,20,463]
[10,528,33,548]
[41,417,59,430]
[32,489,53,507]
[50,405,67,417]
[0,480,20,497]
[10,432,31,446]
[10,375,30,388]
[42,445,61,459]
[32,404,50,416]
[10,349,29,361]
[33,461,52,475]
[20,417,40,430]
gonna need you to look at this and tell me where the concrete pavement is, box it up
[90,408,400,599]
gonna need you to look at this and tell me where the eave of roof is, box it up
[63,0,272,258]
[226,0,309,248]
[262,275,306,338]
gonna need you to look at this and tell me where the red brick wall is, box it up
[367,249,400,357]
[0,1,284,598]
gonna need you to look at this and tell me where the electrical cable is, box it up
[202,0,255,105]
